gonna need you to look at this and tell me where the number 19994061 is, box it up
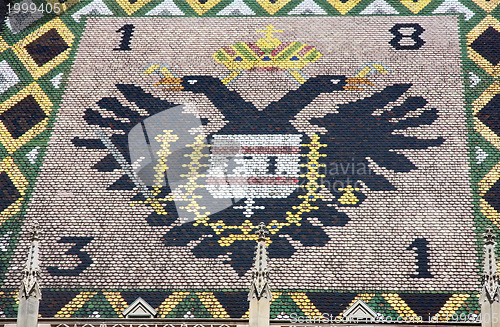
[7,1,61,14]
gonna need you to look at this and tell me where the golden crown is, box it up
[213,25,322,74]
[142,24,389,87]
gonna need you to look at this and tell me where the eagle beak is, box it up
[343,77,373,91]
[155,77,184,91]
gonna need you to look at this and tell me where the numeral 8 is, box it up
[390,23,425,50]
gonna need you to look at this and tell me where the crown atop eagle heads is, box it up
[212,24,322,72]
[142,24,389,86]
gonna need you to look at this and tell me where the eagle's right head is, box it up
[156,75,224,94]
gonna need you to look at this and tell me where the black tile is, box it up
[213,291,249,318]
[485,178,500,213]
[399,293,451,318]
[25,28,69,66]
[470,27,500,66]
[40,290,81,317]
[306,292,357,317]
[477,94,500,136]
[0,171,21,212]
[0,95,47,139]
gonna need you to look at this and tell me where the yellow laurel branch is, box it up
[129,130,179,214]
[169,134,211,220]
[285,133,324,225]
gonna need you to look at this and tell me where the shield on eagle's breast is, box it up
[206,134,303,200]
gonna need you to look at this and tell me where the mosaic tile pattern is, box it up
[0,0,500,321]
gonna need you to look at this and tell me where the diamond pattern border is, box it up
[0,289,477,319]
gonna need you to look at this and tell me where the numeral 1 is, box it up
[407,238,433,278]
[114,24,135,51]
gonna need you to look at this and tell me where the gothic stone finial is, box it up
[485,228,496,246]
[257,222,269,243]
[29,224,39,243]
[18,225,41,300]
[481,227,500,327]
[248,222,272,302]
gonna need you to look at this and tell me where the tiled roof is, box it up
[1,0,499,320]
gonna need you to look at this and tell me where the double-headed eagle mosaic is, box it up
[73,25,444,275]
